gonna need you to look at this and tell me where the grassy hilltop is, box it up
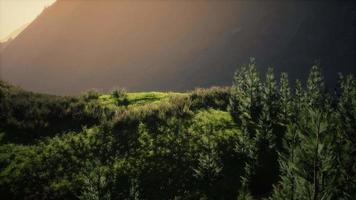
[0,61,355,199]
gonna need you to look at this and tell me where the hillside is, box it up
[1,0,355,94]
[1,64,355,199]
[0,23,29,43]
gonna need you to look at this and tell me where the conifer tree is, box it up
[278,73,292,126]
[292,79,304,122]
[230,57,263,130]
[270,123,299,200]
[295,107,336,200]
[332,74,356,199]
[269,73,295,200]
[249,68,282,196]
[260,67,280,144]
[271,66,338,200]
[230,57,263,198]
[306,65,327,109]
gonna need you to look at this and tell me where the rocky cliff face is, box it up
[1,0,355,94]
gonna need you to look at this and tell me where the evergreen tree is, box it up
[295,107,336,200]
[306,65,327,109]
[230,57,263,198]
[332,74,356,199]
[230,57,263,130]
[250,68,282,196]
[278,73,292,126]
[292,79,304,122]
[260,67,280,145]
[270,124,299,200]
[271,66,338,200]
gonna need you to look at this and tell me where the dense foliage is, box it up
[0,60,355,199]
[230,58,356,199]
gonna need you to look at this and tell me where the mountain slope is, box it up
[0,23,29,43]
[1,0,355,94]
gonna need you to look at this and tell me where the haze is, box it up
[0,0,355,94]
[0,0,56,41]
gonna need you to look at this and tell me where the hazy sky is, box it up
[0,0,56,41]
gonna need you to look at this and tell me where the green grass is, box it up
[127,92,183,105]
[98,94,117,107]
[98,92,187,109]
[190,109,240,136]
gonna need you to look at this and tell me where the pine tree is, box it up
[248,67,282,196]
[306,65,327,109]
[230,57,263,198]
[270,123,299,200]
[296,107,336,200]
[332,74,356,199]
[278,73,292,126]
[271,66,338,200]
[230,57,263,130]
[302,66,336,199]
[260,67,280,145]
[292,79,304,122]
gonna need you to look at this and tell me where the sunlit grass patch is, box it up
[98,94,117,106]
[98,91,187,109]
[190,109,239,135]
[127,92,185,105]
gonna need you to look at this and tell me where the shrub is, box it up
[190,87,230,111]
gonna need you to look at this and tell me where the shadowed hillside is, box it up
[1,0,355,94]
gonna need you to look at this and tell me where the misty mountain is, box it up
[0,0,355,94]
[0,23,29,43]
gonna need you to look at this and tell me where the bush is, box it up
[111,88,129,106]
[190,87,231,111]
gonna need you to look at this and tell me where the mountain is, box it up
[1,0,355,95]
[0,24,29,55]
[0,23,29,43]
[0,41,7,53]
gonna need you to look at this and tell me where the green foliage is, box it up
[83,89,102,101]
[0,83,243,199]
[230,57,263,127]
[112,88,129,106]
[332,74,356,199]
[193,139,223,199]
[278,73,292,129]
[79,160,112,200]
[0,83,103,143]
[1,62,355,200]
[269,67,356,200]
[190,87,231,110]
[230,59,285,197]
[230,61,356,199]
[127,92,179,105]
